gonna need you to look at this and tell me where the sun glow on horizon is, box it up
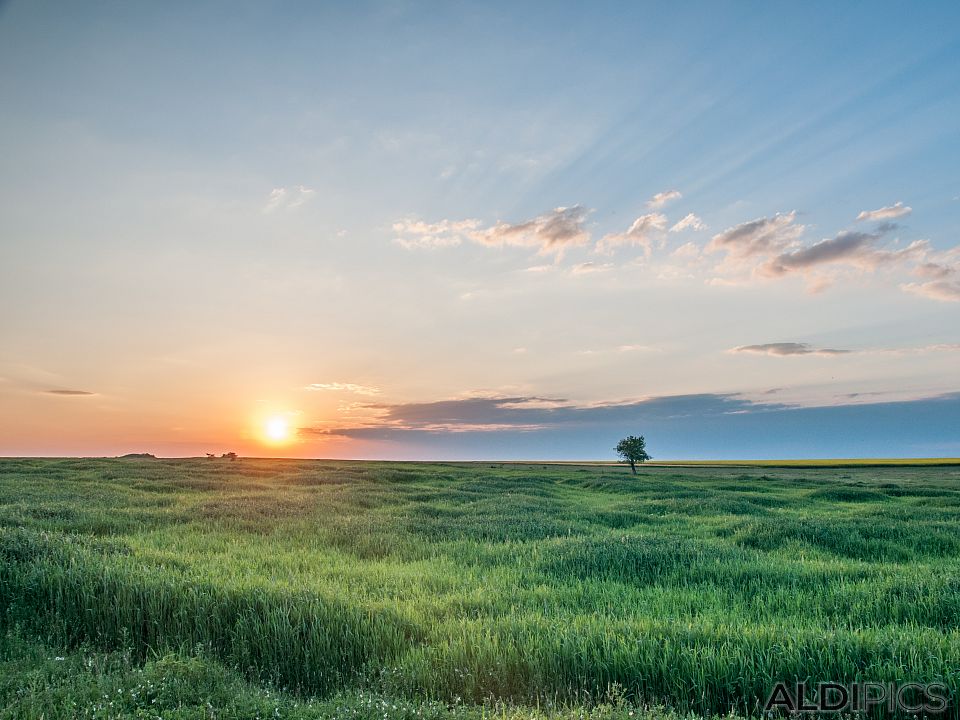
[263,415,292,444]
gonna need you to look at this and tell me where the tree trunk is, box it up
[630,460,636,474]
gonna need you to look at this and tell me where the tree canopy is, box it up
[615,435,651,474]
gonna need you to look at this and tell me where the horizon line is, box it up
[2,455,960,467]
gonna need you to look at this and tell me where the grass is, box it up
[647,458,960,468]
[509,459,960,468]
[1,458,959,717]
[0,632,702,720]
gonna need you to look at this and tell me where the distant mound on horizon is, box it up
[118,453,156,459]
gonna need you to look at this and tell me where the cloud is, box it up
[263,185,315,213]
[305,382,381,396]
[473,205,591,254]
[901,279,960,302]
[394,206,590,255]
[913,261,955,280]
[303,392,786,438]
[856,201,912,222]
[522,264,557,273]
[578,343,656,356]
[392,218,477,249]
[760,224,926,278]
[44,389,96,396]
[670,213,706,233]
[571,261,613,275]
[706,212,938,293]
[707,211,804,260]
[294,393,960,460]
[263,188,287,213]
[670,242,701,260]
[731,343,849,357]
[900,247,960,302]
[388,200,957,304]
[597,213,667,254]
[734,341,960,357]
[873,343,960,355]
[647,189,682,209]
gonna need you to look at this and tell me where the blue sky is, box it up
[0,1,958,458]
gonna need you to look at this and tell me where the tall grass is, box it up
[1,458,959,716]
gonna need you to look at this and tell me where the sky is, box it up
[1,1,959,460]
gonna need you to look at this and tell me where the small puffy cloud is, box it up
[670,213,706,233]
[392,218,478,249]
[913,261,955,280]
[707,211,939,294]
[856,201,912,222]
[305,382,381,396]
[647,189,682,208]
[263,185,315,213]
[763,230,877,274]
[902,279,960,302]
[760,224,926,278]
[393,206,590,255]
[263,188,288,212]
[670,242,702,261]
[901,246,960,302]
[597,213,667,254]
[571,261,613,275]
[707,211,804,260]
[579,343,656,355]
[473,205,591,254]
[732,343,849,356]
[655,241,706,280]
[522,264,557,273]
[286,187,315,209]
[44,389,96,396]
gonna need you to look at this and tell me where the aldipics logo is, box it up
[764,681,950,715]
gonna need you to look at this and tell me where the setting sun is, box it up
[264,416,291,444]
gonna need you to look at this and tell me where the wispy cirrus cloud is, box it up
[856,201,912,222]
[305,382,381,396]
[44,389,96,396]
[647,189,682,209]
[731,343,849,357]
[263,185,315,213]
[394,206,591,255]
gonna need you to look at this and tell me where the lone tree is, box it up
[615,435,651,474]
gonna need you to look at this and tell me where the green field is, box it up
[2,458,959,718]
